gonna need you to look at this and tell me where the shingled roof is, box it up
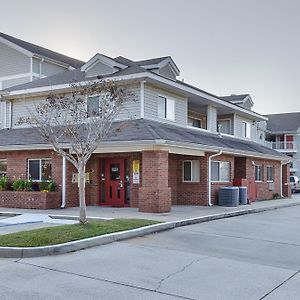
[0,119,286,160]
[265,112,300,133]
[0,32,85,68]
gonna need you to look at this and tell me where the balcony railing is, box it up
[271,141,297,151]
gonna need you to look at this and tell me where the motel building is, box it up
[0,34,291,212]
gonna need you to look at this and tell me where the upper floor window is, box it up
[0,159,7,177]
[242,121,251,139]
[255,165,263,182]
[188,117,202,128]
[183,160,200,182]
[158,96,175,120]
[266,166,274,182]
[87,96,100,117]
[28,159,52,182]
[211,161,230,182]
[217,119,231,134]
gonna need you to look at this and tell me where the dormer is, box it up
[220,94,254,110]
[81,53,128,78]
[135,56,180,80]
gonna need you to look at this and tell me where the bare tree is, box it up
[20,79,134,224]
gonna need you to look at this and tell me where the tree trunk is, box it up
[78,163,87,224]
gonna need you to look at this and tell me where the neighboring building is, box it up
[0,32,84,129]
[264,112,300,178]
[0,41,291,212]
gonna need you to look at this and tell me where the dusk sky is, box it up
[1,0,299,114]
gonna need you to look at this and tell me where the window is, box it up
[211,161,230,182]
[28,159,52,181]
[242,121,251,138]
[255,165,263,181]
[87,96,100,116]
[267,166,274,182]
[158,96,175,120]
[183,160,200,182]
[217,119,231,134]
[0,159,7,177]
[188,117,202,128]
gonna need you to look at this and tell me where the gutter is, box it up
[208,150,223,206]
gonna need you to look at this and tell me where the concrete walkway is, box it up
[1,195,299,222]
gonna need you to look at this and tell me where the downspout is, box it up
[208,150,223,206]
[61,156,66,208]
[280,161,283,198]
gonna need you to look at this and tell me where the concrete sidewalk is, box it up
[1,194,299,222]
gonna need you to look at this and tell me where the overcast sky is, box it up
[1,0,299,114]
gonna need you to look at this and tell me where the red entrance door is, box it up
[104,158,125,206]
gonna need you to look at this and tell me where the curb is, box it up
[0,200,299,258]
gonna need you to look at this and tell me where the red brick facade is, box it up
[0,148,291,212]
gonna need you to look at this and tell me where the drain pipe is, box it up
[208,150,223,206]
[280,161,283,198]
[61,156,67,208]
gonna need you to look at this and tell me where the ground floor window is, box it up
[28,159,52,181]
[183,160,200,182]
[211,161,230,182]
[266,166,274,182]
[255,165,263,181]
[0,159,7,177]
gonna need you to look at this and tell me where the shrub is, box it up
[39,180,56,192]
[12,179,33,192]
[0,176,9,191]
[272,192,280,199]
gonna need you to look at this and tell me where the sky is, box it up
[1,0,300,114]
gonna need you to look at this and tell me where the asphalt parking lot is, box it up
[0,205,300,299]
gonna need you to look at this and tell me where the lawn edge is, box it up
[0,200,299,258]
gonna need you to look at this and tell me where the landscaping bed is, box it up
[0,219,160,247]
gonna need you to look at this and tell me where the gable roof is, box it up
[220,94,250,102]
[265,112,300,133]
[0,32,85,69]
[0,119,286,161]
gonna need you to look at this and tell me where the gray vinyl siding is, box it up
[1,76,31,89]
[207,105,217,132]
[0,102,5,129]
[86,62,115,77]
[158,65,176,80]
[0,41,30,77]
[116,84,141,120]
[234,114,256,141]
[144,83,187,126]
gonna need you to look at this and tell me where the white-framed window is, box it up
[0,159,7,177]
[255,165,263,182]
[188,117,202,128]
[217,119,231,134]
[211,161,230,182]
[266,166,274,182]
[242,121,251,139]
[87,96,100,117]
[158,95,175,120]
[28,159,52,182]
[183,160,200,182]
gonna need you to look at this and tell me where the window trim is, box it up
[182,160,200,183]
[255,164,263,182]
[211,160,231,183]
[266,165,274,182]
[242,121,251,139]
[188,116,202,129]
[158,94,175,121]
[27,158,52,182]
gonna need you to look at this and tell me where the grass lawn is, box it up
[0,219,160,247]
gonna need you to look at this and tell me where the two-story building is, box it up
[265,112,300,178]
[0,35,291,212]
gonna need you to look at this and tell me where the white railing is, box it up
[271,141,297,151]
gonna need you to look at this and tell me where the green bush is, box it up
[0,176,9,191]
[12,179,33,191]
[39,180,56,192]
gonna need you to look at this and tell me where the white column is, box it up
[61,156,67,208]
[207,105,217,133]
